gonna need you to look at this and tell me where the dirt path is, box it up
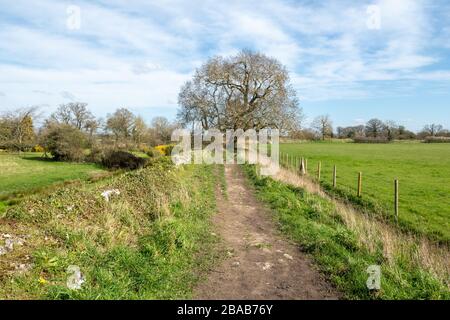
[195,165,339,300]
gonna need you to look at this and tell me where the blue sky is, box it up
[0,0,449,131]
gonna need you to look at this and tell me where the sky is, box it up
[0,0,449,131]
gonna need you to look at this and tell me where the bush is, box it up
[145,148,160,158]
[353,137,390,144]
[41,124,86,162]
[85,145,107,163]
[101,151,148,170]
[155,144,175,156]
[32,145,45,153]
[138,144,160,158]
[424,136,450,143]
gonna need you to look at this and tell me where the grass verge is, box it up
[244,164,449,300]
[0,158,219,299]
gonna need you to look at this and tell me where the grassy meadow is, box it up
[0,153,108,214]
[280,142,450,243]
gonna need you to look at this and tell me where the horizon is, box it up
[1,0,450,131]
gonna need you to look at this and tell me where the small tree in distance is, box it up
[311,115,333,140]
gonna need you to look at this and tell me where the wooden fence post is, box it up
[357,172,362,197]
[300,157,306,175]
[395,179,399,223]
[333,165,337,188]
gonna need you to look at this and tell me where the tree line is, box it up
[2,50,448,159]
[0,103,178,161]
[291,114,450,142]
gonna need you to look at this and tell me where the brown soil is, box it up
[194,165,340,300]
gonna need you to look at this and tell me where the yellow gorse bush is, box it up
[32,145,45,153]
[154,145,174,156]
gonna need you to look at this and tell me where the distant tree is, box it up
[132,116,147,145]
[311,115,333,140]
[178,50,302,131]
[150,117,174,144]
[397,125,416,140]
[84,118,101,138]
[106,108,135,143]
[423,124,444,137]
[440,129,450,137]
[337,125,365,139]
[0,107,38,150]
[365,119,384,138]
[50,103,94,130]
[289,128,316,140]
[383,120,399,141]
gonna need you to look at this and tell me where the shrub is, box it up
[424,136,450,143]
[138,144,160,158]
[101,151,148,170]
[155,144,175,156]
[41,124,86,162]
[86,145,108,163]
[32,145,45,153]
[353,137,390,144]
[145,147,160,158]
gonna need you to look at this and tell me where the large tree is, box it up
[178,50,302,131]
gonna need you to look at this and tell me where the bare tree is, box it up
[84,118,101,138]
[311,115,333,140]
[383,120,399,141]
[337,125,365,139]
[423,124,444,137]
[50,102,94,130]
[365,119,384,138]
[132,116,147,145]
[106,108,135,143]
[178,50,302,131]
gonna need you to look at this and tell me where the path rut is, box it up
[195,165,339,300]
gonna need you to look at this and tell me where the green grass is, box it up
[244,164,450,300]
[130,151,151,159]
[0,153,107,213]
[0,159,221,299]
[280,142,450,243]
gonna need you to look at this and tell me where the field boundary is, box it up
[246,163,450,299]
[279,151,449,244]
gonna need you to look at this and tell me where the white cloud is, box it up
[0,0,449,115]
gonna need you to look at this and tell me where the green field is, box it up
[280,142,450,243]
[0,153,107,212]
